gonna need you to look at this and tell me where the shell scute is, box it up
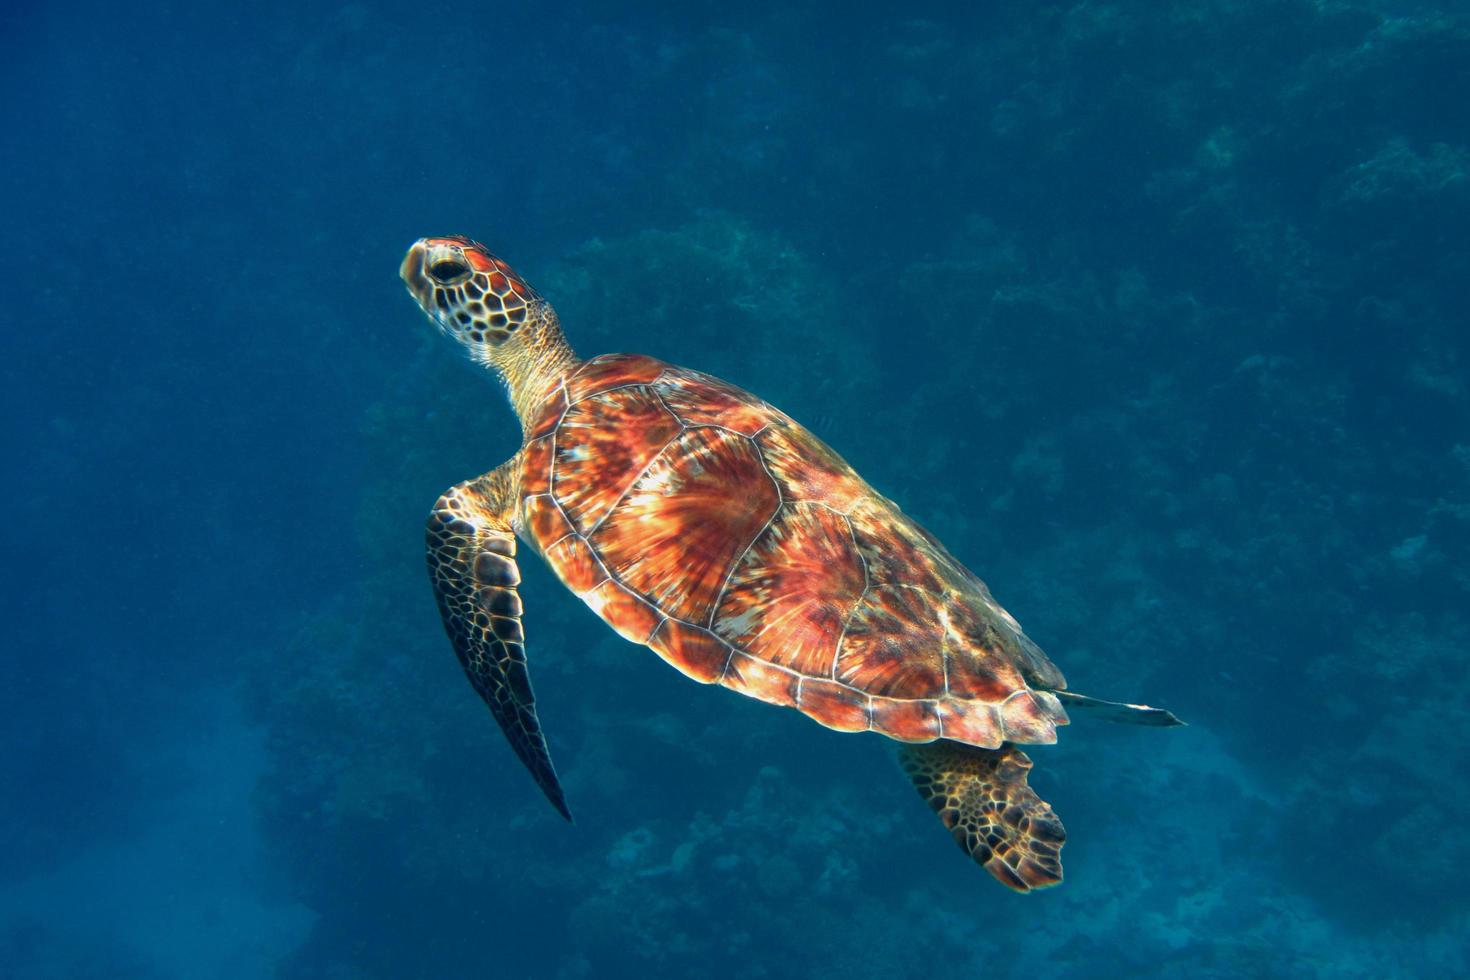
[935,699,1002,747]
[588,426,779,624]
[944,648,1022,703]
[797,679,871,733]
[525,384,569,442]
[521,493,574,549]
[544,535,607,595]
[712,501,866,678]
[585,580,663,645]
[647,618,731,683]
[836,585,947,698]
[942,602,1030,701]
[869,697,944,742]
[521,435,554,486]
[754,422,868,513]
[553,386,682,533]
[721,652,799,708]
[848,499,948,595]
[566,354,669,404]
[998,691,1060,744]
[654,368,776,436]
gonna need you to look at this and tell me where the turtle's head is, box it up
[400,236,561,365]
[402,236,577,423]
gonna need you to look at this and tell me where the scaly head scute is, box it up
[402,236,578,426]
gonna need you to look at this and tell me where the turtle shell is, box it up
[517,354,1070,748]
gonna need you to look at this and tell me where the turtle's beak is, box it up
[400,239,429,297]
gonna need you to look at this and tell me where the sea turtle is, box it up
[401,235,1182,891]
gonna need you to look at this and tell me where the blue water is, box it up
[4,2,1467,976]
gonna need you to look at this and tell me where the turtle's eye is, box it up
[429,259,471,284]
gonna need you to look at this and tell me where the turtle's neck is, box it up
[489,310,581,438]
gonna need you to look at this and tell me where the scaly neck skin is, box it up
[488,308,581,438]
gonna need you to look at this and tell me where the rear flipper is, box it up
[1053,690,1185,727]
[898,741,1065,892]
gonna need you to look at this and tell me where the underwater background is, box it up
[3,1,1468,976]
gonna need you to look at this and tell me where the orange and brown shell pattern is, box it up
[517,354,1072,749]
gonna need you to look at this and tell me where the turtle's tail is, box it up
[1051,690,1185,727]
[898,740,1065,892]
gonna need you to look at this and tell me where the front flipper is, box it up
[427,469,572,821]
[899,741,1065,892]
